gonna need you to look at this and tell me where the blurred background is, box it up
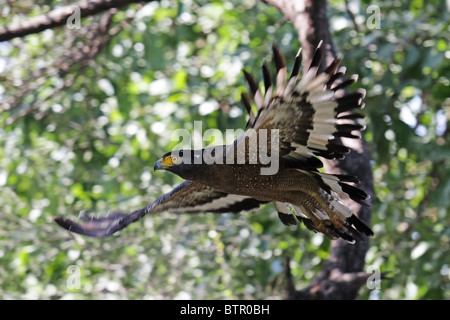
[0,0,448,299]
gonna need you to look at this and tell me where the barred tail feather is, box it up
[316,172,370,205]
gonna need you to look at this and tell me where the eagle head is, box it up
[154,149,205,179]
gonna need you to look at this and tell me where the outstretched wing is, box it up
[241,42,366,170]
[55,181,267,237]
[240,43,371,237]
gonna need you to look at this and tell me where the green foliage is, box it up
[0,0,448,299]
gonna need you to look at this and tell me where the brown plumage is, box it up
[55,42,373,243]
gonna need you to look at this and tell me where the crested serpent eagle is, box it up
[55,42,374,243]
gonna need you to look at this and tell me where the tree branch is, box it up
[0,0,154,42]
[344,0,361,32]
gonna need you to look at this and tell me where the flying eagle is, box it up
[55,42,373,243]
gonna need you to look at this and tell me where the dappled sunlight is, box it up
[0,0,448,300]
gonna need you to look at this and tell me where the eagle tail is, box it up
[274,169,373,243]
[275,197,373,243]
[316,172,373,241]
[316,172,370,205]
